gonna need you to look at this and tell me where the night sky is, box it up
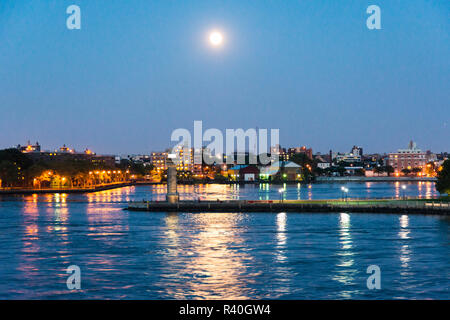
[1,0,449,155]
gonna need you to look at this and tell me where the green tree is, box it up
[436,160,450,194]
[213,173,228,183]
[401,168,411,176]
[384,165,394,177]
[290,153,313,168]
[0,149,33,169]
[0,148,33,187]
[290,153,314,181]
[374,166,385,175]
[0,160,21,187]
[337,166,346,176]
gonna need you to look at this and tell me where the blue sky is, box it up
[0,0,449,155]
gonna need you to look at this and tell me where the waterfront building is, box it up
[270,145,313,162]
[127,154,152,165]
[171,144,193,172]
[240,165,260,181]
[317,161,331,170]
[150,152,168,173]
[17,142,116,167]
[16,141,41,153]
[344,166,364,176]
[387,141,427,174]
[314,154,331,169]
[259,161,301,181]
[227,165,247,181]
[59,144,73,153]
[335,153,362,163]
[362,154,384,169]
[351,146,363,157]
[270,145,288,161]
[331,146,364,164]
[365,168,388,177]
[288,146,313,160]
[425,150,437,163]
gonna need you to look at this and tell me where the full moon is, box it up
[209,31,223,46]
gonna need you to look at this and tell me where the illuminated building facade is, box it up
[150,152,168,173]
[17,142,115,167]
[387,141,427,173]
[17,141,41,153]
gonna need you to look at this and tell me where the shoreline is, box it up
[0,182,134,195]
[0,178,438,195]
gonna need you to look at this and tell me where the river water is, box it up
[0,182,448,299]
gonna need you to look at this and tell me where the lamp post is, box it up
[278,188,285,203]
[341,186,349,201]
[401,185,407,200]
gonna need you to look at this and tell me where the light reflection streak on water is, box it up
[270,212,293,298]
[425,182,433,199]
[276,212,287,259]
[86,205,128,238]
[158,213,253,300]
[18,195,41,278]
[45,193,69,239]
[86,188,132,203]
[22,197,39,249]
[418,182,423,199]
[258,183,271,201]
[395,182,400,199]
[366,182,372,197]
[398,215,412,276]
[332,213,357,299]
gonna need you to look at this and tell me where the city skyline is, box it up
[9,138,449,157]
[1,1,449,154]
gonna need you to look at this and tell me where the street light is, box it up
[341,186,349,201]
[278,188,285,203]
[401,185,407,200]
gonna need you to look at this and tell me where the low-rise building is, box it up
[287,146,313,160]
[227,165,247,181]
[150,152,168,173]
[17,141,41,153]
[259,161,301,181]
[335,153,361,163]
[387,141,427,174]
[240,166,259,181]
[18,143,116,167]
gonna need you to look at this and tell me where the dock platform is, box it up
[127,199,450,215]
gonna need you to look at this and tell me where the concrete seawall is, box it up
[127,200,450,215]
[0,182,133,195]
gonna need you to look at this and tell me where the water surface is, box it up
[0,182,448,299]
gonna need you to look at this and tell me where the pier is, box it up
[0,182,134,195]
[127,199,450,215]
